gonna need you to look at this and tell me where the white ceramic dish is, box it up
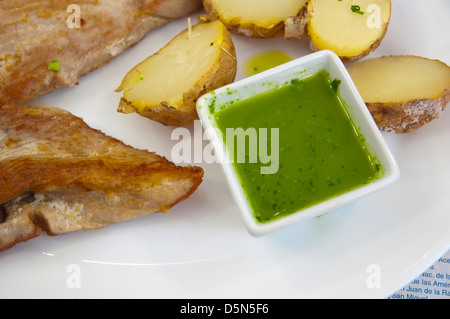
[197,50,399,237]
[0,1,449,299]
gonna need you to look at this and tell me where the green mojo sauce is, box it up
[243,51,293,77]
[214,71,382,223]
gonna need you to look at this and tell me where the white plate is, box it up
[1,0,449,299]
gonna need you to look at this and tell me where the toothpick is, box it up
[187,17,192,39]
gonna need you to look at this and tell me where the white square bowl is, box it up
[196,50,399,237]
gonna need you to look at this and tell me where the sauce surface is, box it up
[214,71,382,223]
[242,51,293,77]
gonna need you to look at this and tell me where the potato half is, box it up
[348,55,450,133]
[305,0,391,62]
[116,19,237,126]
[202,0,308,38]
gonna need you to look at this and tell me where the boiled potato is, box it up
[202,0,308,38]
[203,0,390,62]
[348,55,450,133]
[305,0,391,62]
[116,19,237,126]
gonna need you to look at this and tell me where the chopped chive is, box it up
[330,78,341,92]
[48,60,61,72]
[351,5,364,15]
[291,79,305,92]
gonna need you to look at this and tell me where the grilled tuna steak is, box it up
[0,105,203,252]
[0,0,202,105]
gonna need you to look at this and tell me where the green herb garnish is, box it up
[351,5,364,15]
[136,71,144,81]
[291,79,305,92]
[330,78,341,92]
[48,60,61,72]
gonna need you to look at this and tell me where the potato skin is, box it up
[309,32,388,64]
[367,88,450,133]
[118,98,199,127]
[284,7,309,39]
[118,22,237,127]
[202,0,285,38]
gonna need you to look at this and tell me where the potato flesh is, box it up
[308,0,390,57]
[348,56,450,103]
[210,0,307,28]
[120,20,224,111]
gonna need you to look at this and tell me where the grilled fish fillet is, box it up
[0,105,203,252]
[0,0,202,105]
